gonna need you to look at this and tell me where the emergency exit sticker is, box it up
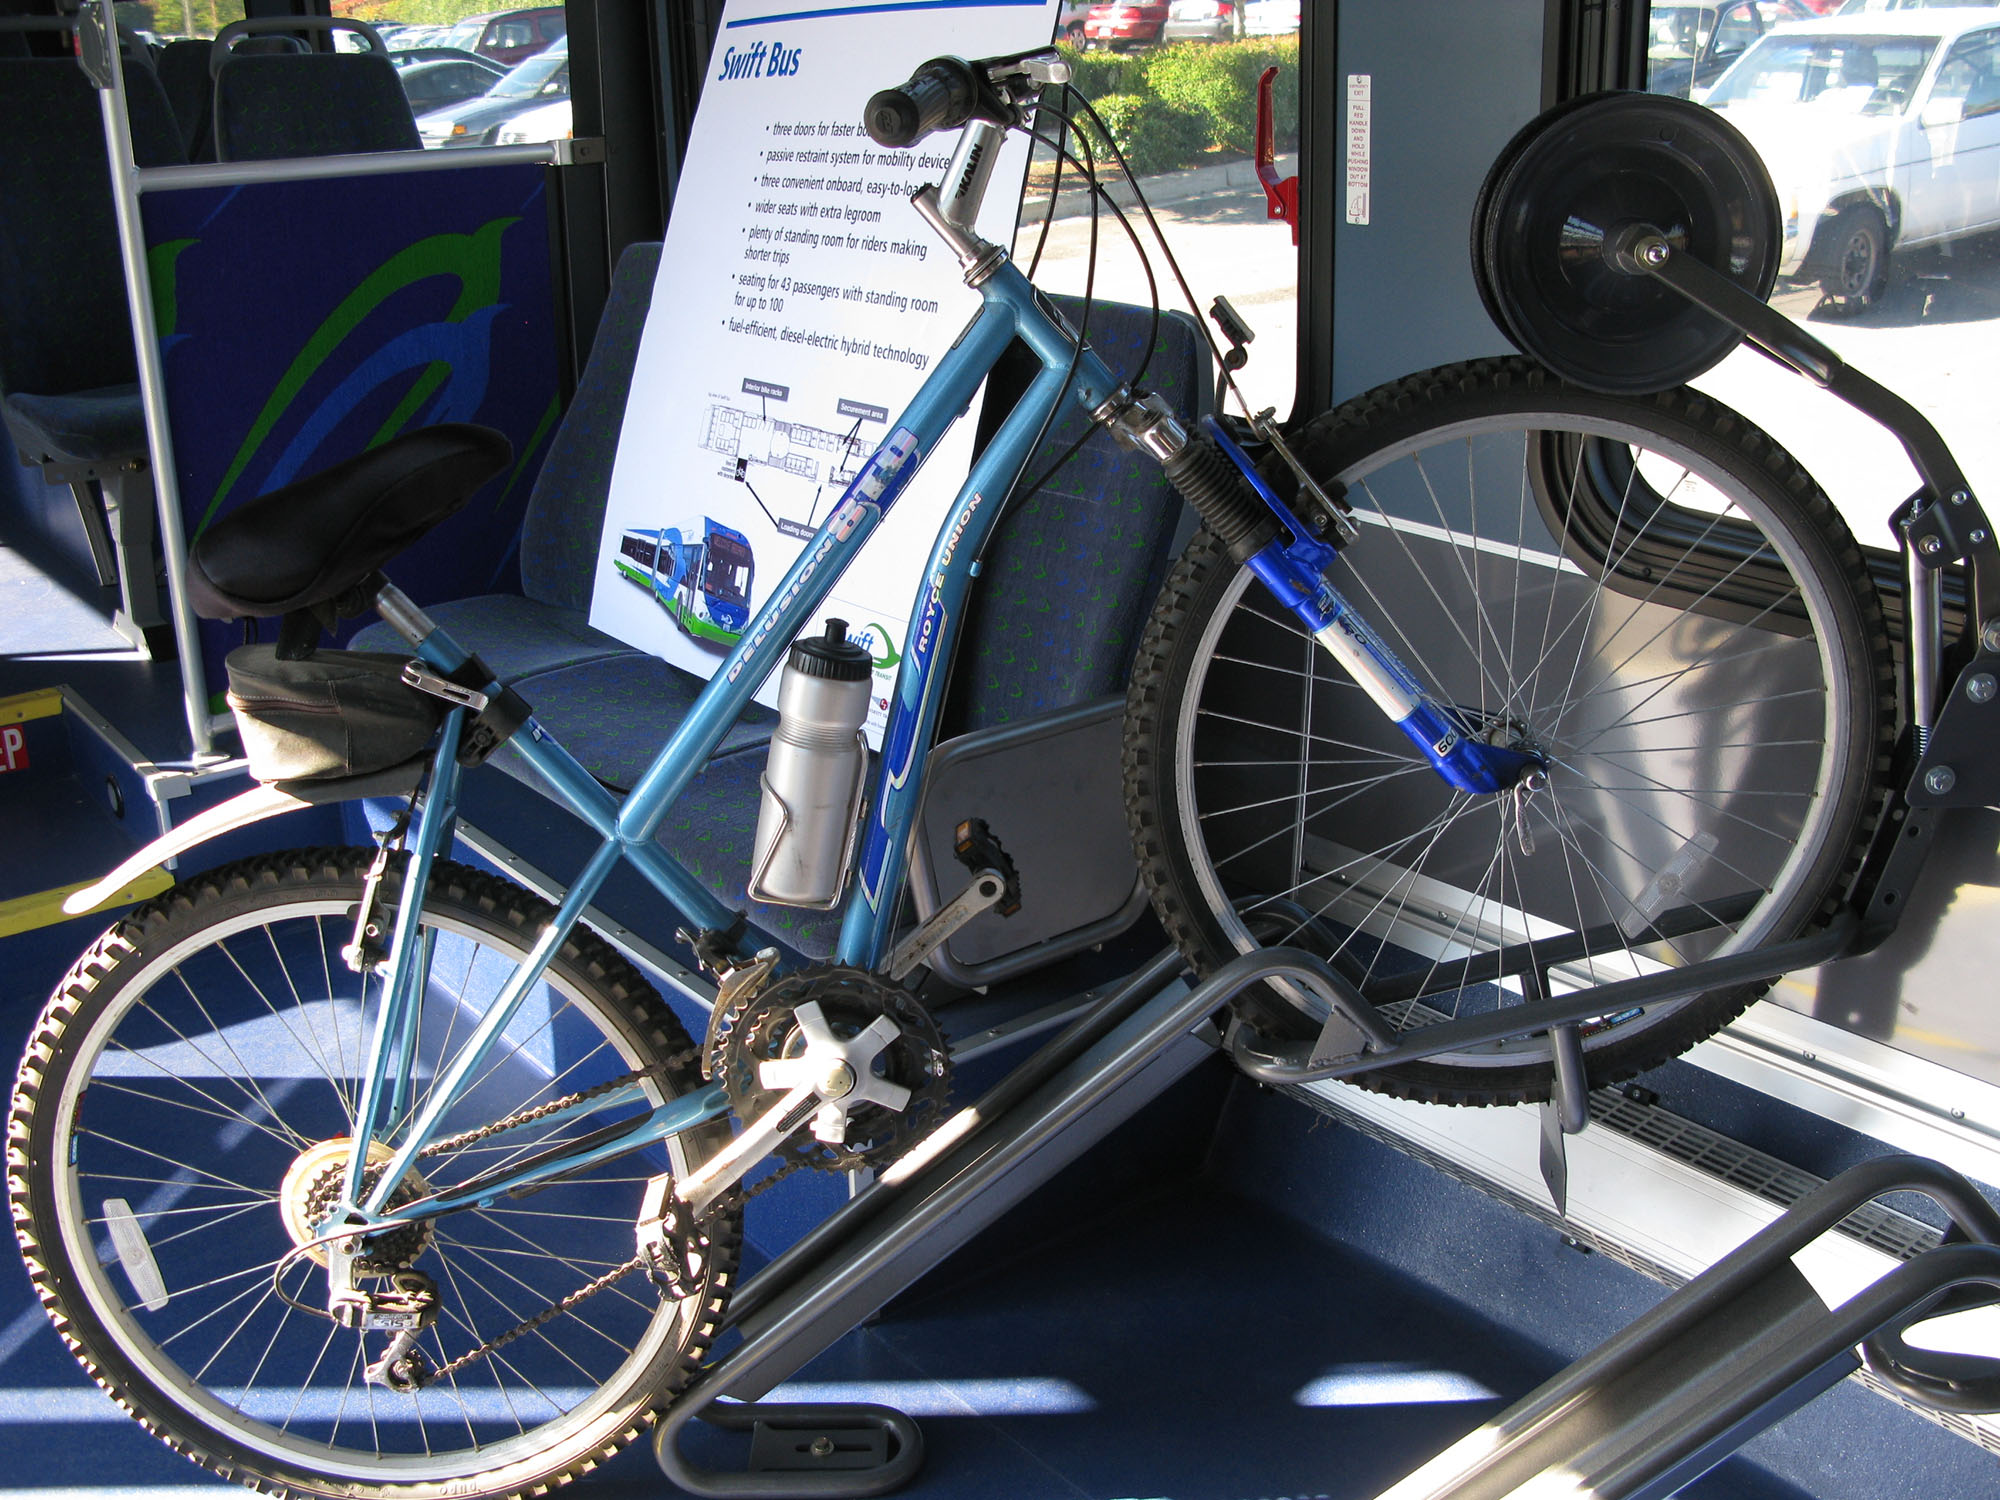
[1346,73,1372,225]
[0,724,27,774]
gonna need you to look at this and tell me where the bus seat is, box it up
[0,57,186,652]
[157,39,214,160]
[351,240,675,688]
[354,240,1206,965]
[211,46,419,161]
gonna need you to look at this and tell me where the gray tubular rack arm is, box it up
[652,944,1364,1498]
[1375,1154,2000,1500]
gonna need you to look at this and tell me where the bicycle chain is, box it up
[393,1045,816,1388]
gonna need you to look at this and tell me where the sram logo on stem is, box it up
[715,39,802,81]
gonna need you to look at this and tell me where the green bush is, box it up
[1080,91,1210,178]
[1055,43,1135,104]
[1144,40,1300,155]
[1051,38,1300,176]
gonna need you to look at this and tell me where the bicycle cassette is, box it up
[709,966,951,1173]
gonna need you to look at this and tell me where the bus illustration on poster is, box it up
[611,518,755,648]
[588,0,1059,745]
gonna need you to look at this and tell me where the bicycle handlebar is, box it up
[864,56,982,149]
[864,50,1065,150]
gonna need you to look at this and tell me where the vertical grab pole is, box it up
[85,0,217,757]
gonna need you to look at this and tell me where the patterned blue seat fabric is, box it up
[360,240,1204,960]
[212,51,420,161]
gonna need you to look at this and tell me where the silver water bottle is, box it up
[749,619,874,908]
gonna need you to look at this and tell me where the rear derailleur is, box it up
[328,1264,440,1394]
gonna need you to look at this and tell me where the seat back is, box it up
[944,297,1208,736]
[212,50,420,161]
[157,39,214,159]
[519,240,666,612]
[0,59,184,403]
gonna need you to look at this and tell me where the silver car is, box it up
[1162,1,1246,43]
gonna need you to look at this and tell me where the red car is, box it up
[438,7,566,68]
[1083,2,1170,48]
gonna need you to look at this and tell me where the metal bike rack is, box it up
[1378,1154,2000,1500]
[652,942,1373,1498]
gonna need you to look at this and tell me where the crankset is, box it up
[710,966,952,1175]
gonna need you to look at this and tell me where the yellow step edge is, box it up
[0,687,65,728]
[0,866,175,940]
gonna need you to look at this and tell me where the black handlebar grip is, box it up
[864,57,979,148]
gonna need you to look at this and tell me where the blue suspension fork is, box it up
[1199,416,1543,797]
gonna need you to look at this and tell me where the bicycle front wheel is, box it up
[10,850,737,1500]
[1125,358,1891,1104]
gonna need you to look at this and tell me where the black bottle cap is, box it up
[788,618,872,682]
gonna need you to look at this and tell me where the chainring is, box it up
[710,966,951,1173]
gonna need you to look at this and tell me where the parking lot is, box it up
[1701,234,2000,546]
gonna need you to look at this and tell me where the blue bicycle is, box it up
[10,64,1901,1500]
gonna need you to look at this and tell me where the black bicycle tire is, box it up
[1124,357,1893,1105]
[10,848,739,1500]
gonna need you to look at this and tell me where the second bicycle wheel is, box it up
[11,849,737,1500]
[1125,358,1891,1104]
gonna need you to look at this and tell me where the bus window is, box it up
[1651,3,2000,552]
[1014,13,1303,421]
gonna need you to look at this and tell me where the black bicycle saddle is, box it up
[187,422,513,619]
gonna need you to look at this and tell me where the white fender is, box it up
[63,782,314,915]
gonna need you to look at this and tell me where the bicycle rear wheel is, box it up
[1124,358,1892,1104]
[10,849,736,1500]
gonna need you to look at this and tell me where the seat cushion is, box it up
[491,653,776,792]
[350,595,639,686]
[518,242,661,611]
[2,384,143,464]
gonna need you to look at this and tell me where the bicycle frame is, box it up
[341,254,1129,1227]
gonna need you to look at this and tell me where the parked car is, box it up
[1839,0,1999,11]
[1057,3,1091,43]
[1082,3,1168,48]
[1646,1,1815,97]
[495,96,571,145]
[1242,0,1301,35]
[386,46,492,70]
[437,7,565,67]
[1700,11,2000,308]
[385,24,452,49]
[397,56,505,115]
[1162,1,1244,43]
[418,35,569,147]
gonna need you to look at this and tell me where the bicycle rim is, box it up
[16,857,728,1496]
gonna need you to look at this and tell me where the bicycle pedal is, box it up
[952,818,1021,916]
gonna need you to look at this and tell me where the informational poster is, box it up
[591,0,1059,742]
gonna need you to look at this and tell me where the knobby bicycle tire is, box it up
[10,848,738,1500]
[1125,358,1893,1105]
